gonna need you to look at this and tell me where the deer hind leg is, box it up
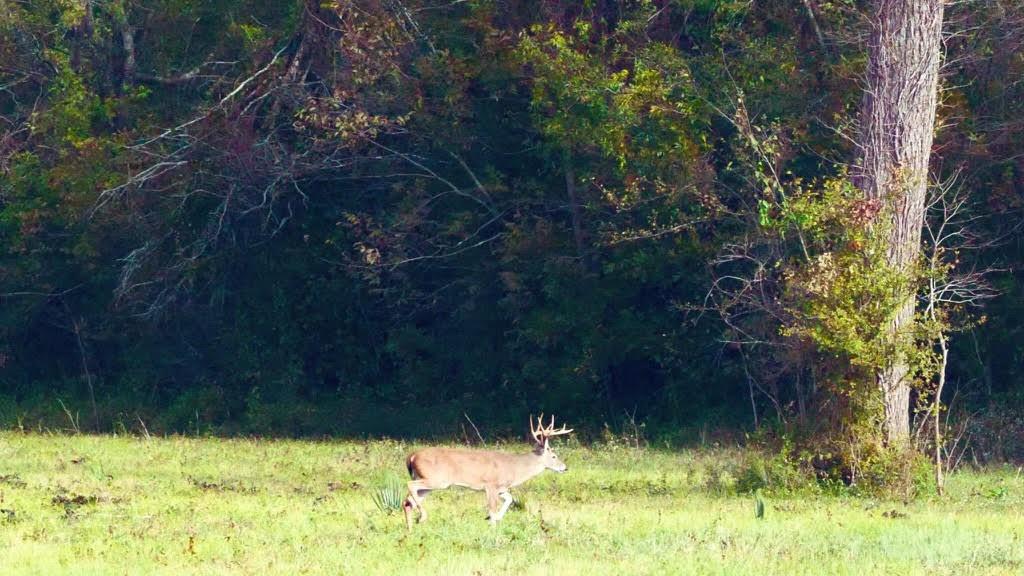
[403,497,415,530]
[405,480,431,529]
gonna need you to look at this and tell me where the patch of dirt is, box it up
[187,476,257,494]
[51,491,101,518]
[327,480,362,492]
[0,474,27,488]
[52,492,99,507]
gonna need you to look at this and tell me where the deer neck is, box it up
[512,449,547,482]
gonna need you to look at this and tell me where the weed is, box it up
[371,474,405,514]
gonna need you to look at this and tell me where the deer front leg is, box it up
[492,490,514,521]
[485,487,500,525]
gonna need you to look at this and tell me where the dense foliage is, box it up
[1,1,1022,464]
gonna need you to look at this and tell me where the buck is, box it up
[402,415,573,529]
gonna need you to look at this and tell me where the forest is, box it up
[3,0,1024,489]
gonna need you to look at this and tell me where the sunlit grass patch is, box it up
[0,432,1022,575]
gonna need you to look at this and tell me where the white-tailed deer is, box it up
[403,415,573,529]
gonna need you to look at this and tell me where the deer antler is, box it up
[530,414,543,445]
[530,413,573,444]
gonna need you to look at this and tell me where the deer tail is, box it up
[406,454,418,479]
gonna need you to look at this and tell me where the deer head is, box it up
[529,414,573,473]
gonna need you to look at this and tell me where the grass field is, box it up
[1,432,1023,575]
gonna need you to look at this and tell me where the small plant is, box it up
[372,475,406,515]
[511,491,529,511]
[985,486,1009,501]
[754,489,765,519]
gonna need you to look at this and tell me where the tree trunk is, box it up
[563,150,589,270]
[800,0,829,55]
[934,330,948,495]
[854,0,944,444]
[121,25,136,87]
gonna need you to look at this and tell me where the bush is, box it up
[160,384,232,433]
[736,451,814,494]
[806,436,935,498]
[0,393,17,426]
[859,444,935,500]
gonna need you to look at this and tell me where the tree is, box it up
[854,0,945,444]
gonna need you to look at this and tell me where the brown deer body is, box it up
[403,415,572,529]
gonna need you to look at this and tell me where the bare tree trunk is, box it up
[82,0,93,36]
[121,25,136,86]
[563,150,589,269]
[934,330,947,495]
[854,0,944,444]
[62,300,99,431]
[71,0,94,72]
[800,0,829,55]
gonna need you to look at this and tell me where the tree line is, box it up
[2,0,1024,486]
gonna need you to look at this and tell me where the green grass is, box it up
[1,433,1022,575]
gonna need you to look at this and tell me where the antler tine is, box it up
[547,423,574,436]
[539,414,574,437]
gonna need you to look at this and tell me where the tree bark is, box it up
[854,0,944,444]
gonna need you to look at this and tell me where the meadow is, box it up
[1,432,1022,575]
